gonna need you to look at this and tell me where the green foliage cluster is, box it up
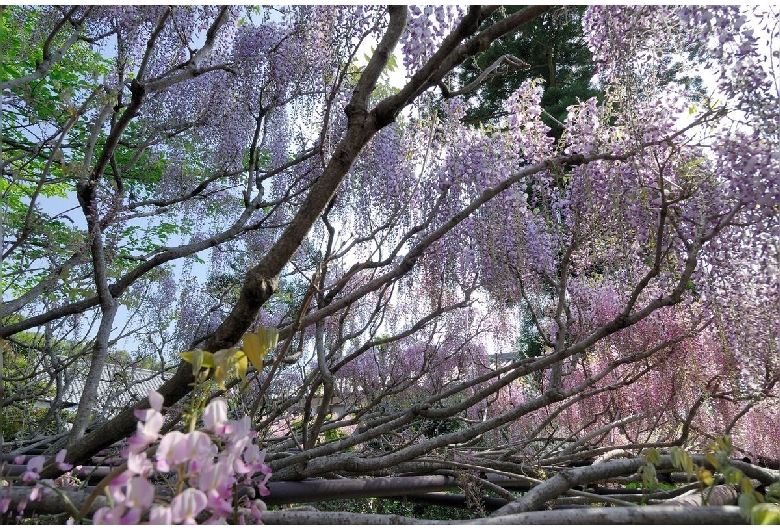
[1,405,65,440]
[417,417,466,439]
[1,334,54,439]
[0,7,109,119]
[0,6,191,299]
[641,436,780,525]
[457,6,599,138]
[1,7,106,297]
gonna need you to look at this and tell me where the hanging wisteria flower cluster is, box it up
[2,391,272,524]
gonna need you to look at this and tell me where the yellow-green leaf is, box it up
[740,476,754,495]
[670,447,683,469]
[671,447,696,479]
[640,463,657,488]
[645,448,661,466]
[751,504,780,525]
[699,469,714,487]
[213,365,226,390]
[766,483,780,503]
[242,333,264,372]
[180,349,214,376]
[233,350,248,382]
[723,466,743,485]
[715,435,733,454]
[739,493,758,521]
[212,348,238,390]
[212,348,236,366]
[242,327,278,372]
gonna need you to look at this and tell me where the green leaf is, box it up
[716,435,733,454]
[739,492,758,521]
[751,504,780,525]
[180,349,215,376]
[723,466,743,485]
[386,53,398,72]
[740,476,754,495]
[640,463,657,488]
[670,447,682,468]
[670,446,696,479]
[242,327,278,372]
[765,483,780,503]
[645,448,661,465]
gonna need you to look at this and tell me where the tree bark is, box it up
[663,484,738,506]
[492,454,776,516]
[258,505,746,525]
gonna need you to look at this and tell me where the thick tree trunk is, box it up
[259,505,747,525]
[1,486,747,525]
[492,455,777,516]
[67,301,118,446]
[663,484,739,506]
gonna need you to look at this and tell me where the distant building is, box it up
[40,362,173,421]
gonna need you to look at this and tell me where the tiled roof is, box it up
[57,363,173,420]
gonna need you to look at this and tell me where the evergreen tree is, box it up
[457,6,599,139]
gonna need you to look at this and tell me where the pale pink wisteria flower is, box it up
[22,456,46,482]
[124,476,155,509]
[4,388,273,525]
[202,397,230,435]
[197,460,235,516]
[155,431,186,473]
[149,505,173,525]
[127,451,154,476]
[178,431,216,474]
[127,408,164,453]
[92,505,140,525]
[148,389,164,412]
[170,488,208,524]
[55,449,73,471]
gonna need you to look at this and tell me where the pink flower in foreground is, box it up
[125,476,155,509]
[108,470,133,503]
[155,431,185,473]
[29,485,42,501]
[127,451,153,476]
[231,454,251,475]
[157,430,214,473]
[251,499,267,520]
[171,488,208,525]
[119,508,142,525]
[55,449,73,471]
[198,460,235,515]
[203,398,229,435]
[92,505,126,525]
[149,389,164,412]
[244,445,272,474]
[150,505,172,525]
[255,473,272,497]
[23,456,46,482]
[178,431,215,473]
[227,416,253,443]
[128,409,163,453]
[198,460,234,494]
[205,489,233,517]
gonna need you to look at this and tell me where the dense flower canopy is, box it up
[0,4,778,524]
